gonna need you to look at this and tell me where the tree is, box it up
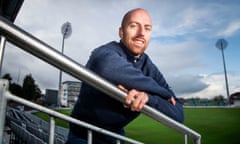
[2,73,12,83]
[2,73,42,101]
[10,83,23,96]
[22,74,42,101]
[212,95,225,106]
[2,73,22,96]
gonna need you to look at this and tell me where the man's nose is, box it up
[137,25,146,36]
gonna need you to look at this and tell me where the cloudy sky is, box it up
[1,0,240,99]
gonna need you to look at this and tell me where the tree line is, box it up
[2,73,42,102]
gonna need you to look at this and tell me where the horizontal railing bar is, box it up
[4,91,143,144]
[0,16,200,143]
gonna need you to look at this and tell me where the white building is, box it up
[60,81,82,107]
[230,92,240,107]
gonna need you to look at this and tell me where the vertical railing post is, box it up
[195,137,201,144]
[0,80,9,144]
[0,35,7,75]
[116,139,121,144]
[184,134,188,144]
[88,130,92,144]
[49,116,55,144]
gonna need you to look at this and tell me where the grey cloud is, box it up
[147,39,205,74]
[2,43,59,88]
[168,75,209,95]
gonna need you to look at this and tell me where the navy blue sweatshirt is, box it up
[69,41,184,143]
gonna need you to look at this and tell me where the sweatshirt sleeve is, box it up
[86,47,172,99]
[147,93,184,123]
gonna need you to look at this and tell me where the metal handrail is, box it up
[0,16,201,144]
[0,80,143,144]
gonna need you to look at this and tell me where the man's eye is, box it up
[145,27,152,32]
[129,24,137,28]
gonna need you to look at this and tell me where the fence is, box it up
[0,16,201,144]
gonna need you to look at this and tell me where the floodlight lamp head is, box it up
[61,22,72,39]
[216,38,228,50]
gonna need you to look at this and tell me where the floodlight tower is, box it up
[216,38,230,105]
[58,21,72,107]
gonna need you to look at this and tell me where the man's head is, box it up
[119,8,152,57]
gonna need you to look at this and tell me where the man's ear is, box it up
[119,27,123,39]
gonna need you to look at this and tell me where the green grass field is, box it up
[35,108,240,144]
[125,108,240,144]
